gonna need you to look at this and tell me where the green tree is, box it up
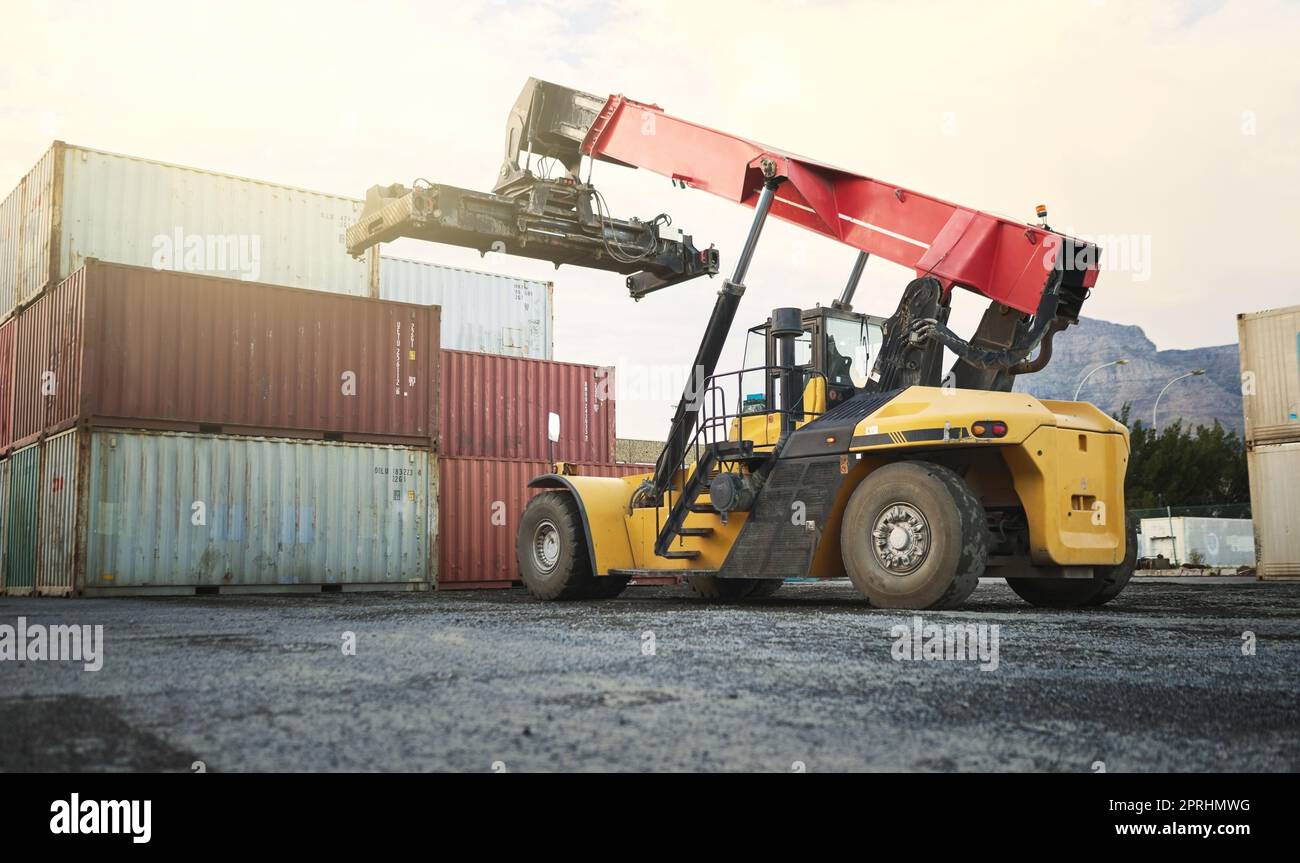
[1115,403,1250,510]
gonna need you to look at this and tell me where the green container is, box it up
[4,443,40,592]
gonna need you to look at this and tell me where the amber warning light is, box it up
[972,421,1008,438]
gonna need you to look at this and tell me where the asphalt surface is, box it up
[1,578,1297,772]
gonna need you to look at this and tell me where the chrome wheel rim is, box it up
[533,519,561,575]
[872,502,930,575]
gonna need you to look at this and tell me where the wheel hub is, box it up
[872,503,930,574]
[532,519,561,575]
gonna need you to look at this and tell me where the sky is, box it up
[2,0,1297,439]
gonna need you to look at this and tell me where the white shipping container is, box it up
[1137,516,1256,567]
[1238,304,1300,445]
[1247,441,1300,579]
[30,429,435,595]
[380,255,554,358]
[0,183,23,315]
[1,141,377,319]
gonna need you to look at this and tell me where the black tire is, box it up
[516,492,599,601]
[1006,519,1137,608]
[686,575,766,601]
[840,461,987,609]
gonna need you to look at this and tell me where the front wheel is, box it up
[840,461,988,609]
[516,492,606,600]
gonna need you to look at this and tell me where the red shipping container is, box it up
[437,457,652,588]
[0,317,15,453]
[440,349,615,463]
[11,261,439,449]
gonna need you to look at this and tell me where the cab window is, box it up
[825,316,870,388]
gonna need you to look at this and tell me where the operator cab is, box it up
[741,306,885,417]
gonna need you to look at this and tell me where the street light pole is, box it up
[1152,369,1206,429]
[1073,359,1129,401]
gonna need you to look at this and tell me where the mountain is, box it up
[1010,317,1242,433]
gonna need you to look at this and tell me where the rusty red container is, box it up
[437,458,651,588]
[10,260,439,449]
[0,317,15,454]
[439,349,615,463]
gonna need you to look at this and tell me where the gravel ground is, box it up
[1,577,1297,772]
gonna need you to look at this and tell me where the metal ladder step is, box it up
[676,526,714,537]
[688,503,715,513]
[658,549,701,560]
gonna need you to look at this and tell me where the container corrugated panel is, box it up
[0,318,15,452]
[11,275,61,447]
[4,443,40,593]
[437,458,651,587]
[0,182,21,319]
[0,458,9,588]
[440,350,615,462]
[380,256,553,359]
[1247,441,1300,579]
[13,144,58,310]
[36,428,80,595]
[63,430,434,592]
[0,141,375,307]
[11,261,439,449]
[1238,304,1300,446]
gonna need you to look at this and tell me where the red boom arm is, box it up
[582,94,1095,315]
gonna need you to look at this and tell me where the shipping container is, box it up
[29,429,435,595]
[3,442,39,594]
[0,182,21,317]
[0,317,14,453]
[1247,441,1300,579]
[0,141,377,319]
[440,350,615,462]
[36,429,80,595]
[437,458,651,588]
[11,260,439,449]
[1238,304,1300,446]
[380,256,553,359]
[1136,516,1255,567]
[0,458,8,589]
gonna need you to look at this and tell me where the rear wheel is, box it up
[517,492,602,601]
[686,575,775,601]
[840,461,988,609]
[1006,519,1137,608]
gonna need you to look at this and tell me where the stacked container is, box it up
[0,142,378,317]
[1,260,439,595]
[1238,304,1300,580]
[0,140,622,594]
[381,256,553,359]
[437,349,652,588]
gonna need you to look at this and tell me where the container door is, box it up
[37,429,81,595]
[5,444,41,592]
[0,459,9,587]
